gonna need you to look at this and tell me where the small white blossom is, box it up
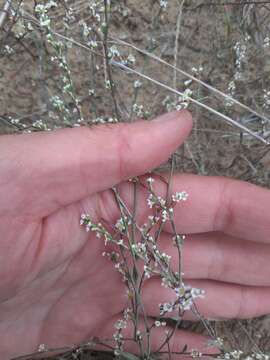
[114,319,127,330]
[115,217,128,232]
[109,45,120,58]
[159,302,174,315]
[146,177,155,184]
[127,54,136,64]
[264,37,270,48]
[172,191,189,202]
[38,344,48,352]
[161,209,169,223]
[134,80,142,88]
[159,0,168,8]
[263,89,270,109]
[174,284,205,311]
[89,40,98,48]
[191,349,202,358]
[147,194,155,208]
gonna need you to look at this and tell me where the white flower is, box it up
[159,0,168,8]
[264,37,270,48]
[174,284,205,311]
[114,319,127,330]
[89,40,98,48]
[161,209,169,223]
[134,80,142,88]
[191,349,202,358]
[159,302,174,315]
[109,45,120,58]
[127,54,136,64]
[115,218,126,232]
[38,344,48,352]
[113,332,123,341]
[172,191,189,202]
[146,177,155,184]
[147,194,155,208]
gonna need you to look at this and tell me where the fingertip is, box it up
[152,110,193,137]
[177,109,193,136]
[179,109,193,129]
[153,110,192,123]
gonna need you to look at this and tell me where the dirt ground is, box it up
[1,0,270,359]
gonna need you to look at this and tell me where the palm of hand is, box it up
[0,188,131,357]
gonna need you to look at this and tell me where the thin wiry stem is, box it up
[110,60,270,145]
[237,322,263,355]
[0,0,11,29]
[26,7,270,128]
[110,37,270,126]
[103,0,120,119]
[24,10,270,144]
[199,1,270,5]
[173,0,185,95]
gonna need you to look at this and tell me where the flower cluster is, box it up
[159,1,168,9]
[172,191,189,202]
[159,283,205,315]
[80,214,114,245]
[80,175,207,357]
[225,36,250,107]
[263,89,270,110]
[163,88,193,112]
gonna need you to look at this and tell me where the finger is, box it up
[166,174,270,244]
[157,231,270,286]
[97,314,219,359]
[95,173,270,244]
[143,277,270,320]
[0,111,192,217]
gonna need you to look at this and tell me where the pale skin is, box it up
[0,111,270,359]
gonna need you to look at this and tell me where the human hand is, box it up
[0,111,269,359]
[0,111,194,359]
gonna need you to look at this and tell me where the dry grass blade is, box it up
[20,7,270,145]
[111,60,270,145]
[0,0,11,29]
[111,37,270,125]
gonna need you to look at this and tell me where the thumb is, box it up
[0,111,192,217]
